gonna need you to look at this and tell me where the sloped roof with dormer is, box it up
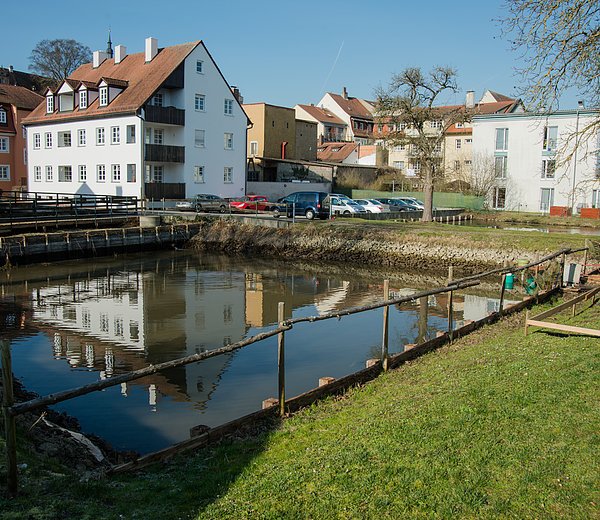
[327,93,374,120]
[296,104,346,126]
[24,41,201,125]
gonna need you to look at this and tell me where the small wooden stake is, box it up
[381,280,390,371]
[277,302,285,417]
[447,290,454,341]
[2,339,18,495]
[499,274,507,316]
[524,309,530,336]
[447,265,454,285]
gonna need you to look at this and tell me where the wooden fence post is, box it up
[1,339,18,495]
[277,302,286,417]
[499,273,507,316]
[447,265,454,285]
[583,239,589,275]
[447,289,454,341]
[381,280,389,371]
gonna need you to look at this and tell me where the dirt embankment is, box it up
[188,220,533,272]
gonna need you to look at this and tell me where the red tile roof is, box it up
[297,104,346,125]
[0,84,44,111]
[327,93,374,120]
[317,141,357,162]
[24,41,200,125]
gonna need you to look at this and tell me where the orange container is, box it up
[580,207,600,219]
[549,206,571,217]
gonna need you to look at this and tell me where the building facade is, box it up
[473,109,600,212]
[0,85,43,191]
[317,88,375,144]
[24,38,248,201]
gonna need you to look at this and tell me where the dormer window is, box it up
[151,93,163,107]
[0,109,5,124]
[99,87,108,106]
[46,95,54,113]
[79,91,88,109]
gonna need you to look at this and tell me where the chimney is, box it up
[8,65,13,73]
[145,37,158,62]
[93,51,108,68]
[230,86,243,104]
[465,90,475,109]
[114,45,127,64]
[342,86,348,100]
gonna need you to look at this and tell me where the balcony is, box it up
[145,105,185,126]
[145,144,185,163]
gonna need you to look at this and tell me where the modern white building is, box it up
[24,38,248,201]
[473,109,599,213]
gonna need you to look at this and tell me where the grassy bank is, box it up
[470,210,600,229]
[2,297,599,519]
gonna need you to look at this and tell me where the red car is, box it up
[229,195,275,212]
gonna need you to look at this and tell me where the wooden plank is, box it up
[526,319,600,337]
[531,287,600,321]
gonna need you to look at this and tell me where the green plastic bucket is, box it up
[504,273,514,290]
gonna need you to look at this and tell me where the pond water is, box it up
[457,219,600,236]
[0,252,516,454]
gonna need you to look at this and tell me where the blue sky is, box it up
[2,0,580,109]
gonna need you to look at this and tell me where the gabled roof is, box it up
[24,41,201,125]
[296,104,346,125]
[0,84,44,111]
[327,93,374,120]
[0,67,54,92]
[317,141,357,162]
[485,91,515,102]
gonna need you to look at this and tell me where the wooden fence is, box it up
[0,246,588,494]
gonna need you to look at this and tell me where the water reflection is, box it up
[0,252,517,453]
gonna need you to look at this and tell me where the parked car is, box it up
[274,191,329,220]
[354,199,391,213]
[229,195,275,212]
[396,197,425,210]
[175,199,194,211]
[193,194,229,213]
[375,197,412,211]
[391,198,422,211]
[327,196,367,216]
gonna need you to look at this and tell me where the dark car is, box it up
[274,191,329,220]
[193,194,229,213]
[375,198,420,211]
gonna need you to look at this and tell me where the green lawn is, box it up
[2,299,599,519]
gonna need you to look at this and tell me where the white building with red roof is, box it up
[24,37,248,201]
[317,88,375,145]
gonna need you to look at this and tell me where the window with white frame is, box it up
[224,99,233,115]
[78,165,87,182]
[434,142,442,154]
[195,129,205,147]
[540,187,554,211]
[454,160,461,171]
[0,110,6,124]
[455,122,464,128]
[34,165,41,182]
[152,165,163,182]
[96,128,105,145]
[543,126,558,152]
[465,160,472,167]
[0,137,8,152]
[541,159,556,178]
[223,167,233,183]
[45,132,52,148]
[224,133,233,149]
[58,165,72,182]
[23,148,27,165]
[393,144,405,152]
[58,131,71,147]
[495,156,507,178]
[97,164,106,182]
[0,165,9,180]
[392,161,405,169]
[77,129,86,146]
[493,187,506,209]
[79,91,87,109]
[151,93,163,107]
[45,165,53,181]
[126,125,135,143]
[495,128,509,151]
[33,133,41,149]
[194,165,204,183]
[455,139,462,149]
[593,190,600,208]
[111,164,121,182]
[153,129,163,145]
[99,87,108,106]
[46,95,54,113]
[196,60,203,73]
[430,120,442,129]
[195,94,205,111]
[144,127,152,144]
[127,164,136,183]
[465,138,472,144]
[111,126,120,144]
[250,141,258,155]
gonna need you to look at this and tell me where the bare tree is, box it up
[501,1,599,128]
[455,152,498,198]
[29,39,92,82]
[375,67,469,221]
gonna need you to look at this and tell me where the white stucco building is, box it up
[473,109,599,213]
[24,38,248,201]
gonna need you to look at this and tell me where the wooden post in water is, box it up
[381,280,390,371]
[447,289,454,341]
[1,339,18,495]
[277,302,286,417]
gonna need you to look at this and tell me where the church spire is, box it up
[106,29,113,58]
